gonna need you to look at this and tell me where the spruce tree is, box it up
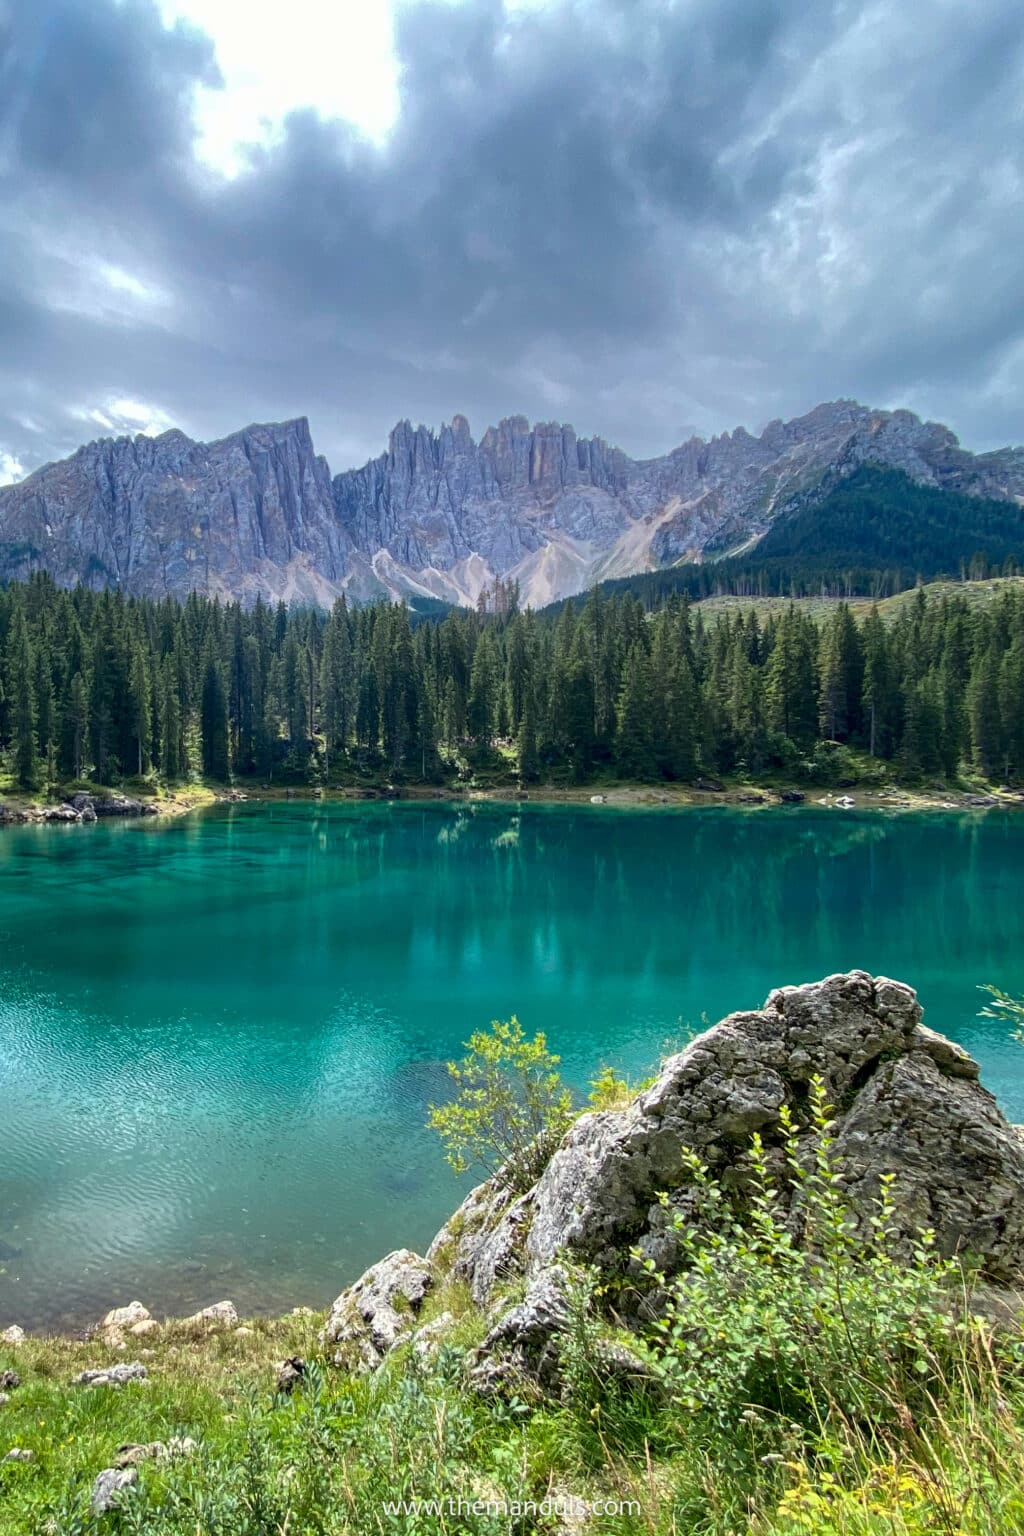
[200,644,230,780]
[517,687,539,781]
[615,643,655,779]
[160,661,182,780]
[10,611,40,790]
[67,671,89,780]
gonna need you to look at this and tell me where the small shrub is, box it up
[587,1065,636,1112]
[428,1016,574,1191]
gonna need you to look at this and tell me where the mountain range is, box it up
[0,401,1021,608]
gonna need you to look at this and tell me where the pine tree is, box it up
[9,611,40,790]
[764,607,817,749]
[33,642,56,787]
[504,615,530,737]
[861,607,894,758]
[160,660,182,780]
[517,686,539,781]
[615,643,655,779]
[320,601,354,772]
[67,671,89,780]
[127,636,151,776]
[467,628,499,743]
[968,644,1002,779]
[200,643,230,780]
[999,635,1024,781]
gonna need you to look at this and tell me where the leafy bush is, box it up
[427,1017,574,1191]
[635,1078,973,1436]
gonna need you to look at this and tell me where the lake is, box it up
[1,800,1023,1331]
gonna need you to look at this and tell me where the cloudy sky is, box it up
[0,0,1021,486]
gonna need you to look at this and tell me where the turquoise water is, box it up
[1,800,1023,1331]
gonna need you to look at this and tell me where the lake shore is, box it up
[3,776,1024,825]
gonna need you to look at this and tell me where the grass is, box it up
[5,1278,1024,1532]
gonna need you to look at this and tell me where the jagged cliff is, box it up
[1,403,1022,607]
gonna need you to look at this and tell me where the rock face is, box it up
[322,1249,433,1370]
[0,419,355,607]
[428,972,1024,1357]
[2,403,1022,608]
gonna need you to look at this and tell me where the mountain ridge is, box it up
[1,401,1022,607]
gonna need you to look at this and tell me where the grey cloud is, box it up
[0,0,1021,487]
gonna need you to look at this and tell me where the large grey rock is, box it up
[3,403,1023,608]
[92,795,158,818]
[437,972,1024,1310]
[322,1249,433,1370]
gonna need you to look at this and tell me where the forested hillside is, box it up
[560,466,1024,612]
[1,571,1023,793]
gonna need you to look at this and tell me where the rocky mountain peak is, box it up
[1,399,1022,607]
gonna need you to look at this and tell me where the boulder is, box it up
[91,1466,138,1515]
[70,793,97,822]
[322,1249,433,1369]
[94,794,158,818]
[101,1301,151,1329]
[0,1371,19,1390]
[39,804,80,822]
[182,1300,238,1328]
[434,972,1024,1318]
[1,1326,25,1345]
[3,1447,34,1463]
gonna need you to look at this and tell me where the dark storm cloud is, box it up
[0,0,1021,483]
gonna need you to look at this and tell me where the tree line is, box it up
[0,572,1023,791]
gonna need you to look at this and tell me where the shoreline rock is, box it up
[416,971,1024,1392]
